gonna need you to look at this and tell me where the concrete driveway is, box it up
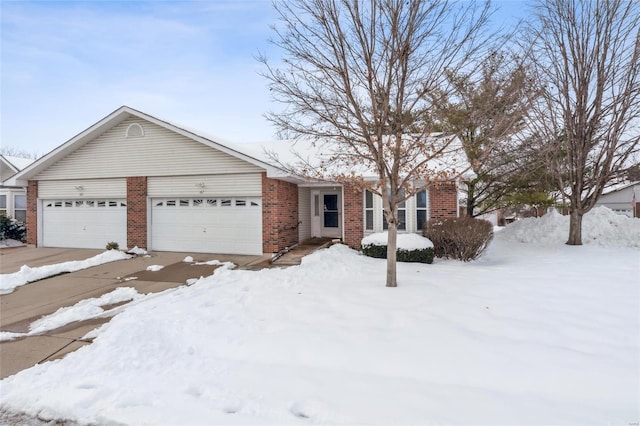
[0,246,264,379]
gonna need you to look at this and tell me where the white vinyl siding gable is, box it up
[34,117,264,180]
[147,174,262,197]
[1,166,16,182]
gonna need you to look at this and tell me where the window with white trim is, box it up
[416,190,427,230]
[0,195,6,216]
[14,194,27,222]
[365,190,374,230]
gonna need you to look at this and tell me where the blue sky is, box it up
[1,0,527,156]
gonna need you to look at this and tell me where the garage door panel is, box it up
[151,197,262,254]
[42,200,127,249]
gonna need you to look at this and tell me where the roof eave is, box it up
[0,156,20,174]
[8,106,133,186]
[8,105,292,185]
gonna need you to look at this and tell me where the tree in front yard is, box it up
[259,0,497,287]
[523,0,640,245]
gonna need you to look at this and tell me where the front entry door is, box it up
[322,193,341,237]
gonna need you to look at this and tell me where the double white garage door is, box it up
[43,199,127,249]
[150,197,262,254]
[42,196,262,254]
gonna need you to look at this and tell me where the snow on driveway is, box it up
[0,250,132,295]
[0,208,638,425]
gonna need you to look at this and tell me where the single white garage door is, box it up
[42,200,127,249]
[151,197,262,254]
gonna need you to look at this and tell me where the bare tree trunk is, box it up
[567,208,583,245]
[465,181,475,217]
[383,192,399,288]
[386,221,398,288]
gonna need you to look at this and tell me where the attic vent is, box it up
[126,123,144,138]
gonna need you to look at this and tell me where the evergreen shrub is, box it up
[361,243,434,264]
[0,213,26,242]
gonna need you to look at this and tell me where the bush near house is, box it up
[0,213,26,242]
[105,242,120,251]
[361,233,435,264]
[424,217,493,261]
[361,244,435,264]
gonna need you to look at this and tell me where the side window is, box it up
[416,190,427,230]
[365,190,374,230]
[0,195,6,216]
[14,194,27,222]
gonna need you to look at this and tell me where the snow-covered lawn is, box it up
[0,209,638,425]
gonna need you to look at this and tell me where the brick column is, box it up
[127,176,147,249]
[428,181,458,221]
[343,183,364,249]
[26,180,38,245]
[262,173,299,253]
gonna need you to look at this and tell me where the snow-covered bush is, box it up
[0,213,26,242]
[424,217,493,261]
[361,232,434,264]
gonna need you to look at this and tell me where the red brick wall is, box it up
[26,180,38,245]
[429,182,458,220]
[343,183,364,249]
[127,176,147,249]
[262,174,299,253]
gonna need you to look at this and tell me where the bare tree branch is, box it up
[259,0,498,287]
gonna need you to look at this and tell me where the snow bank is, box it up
[194,260,225,266]
[182,257,231,267]
[127,246,148,256]
[0,250,132,295]
[361,231,434,250]
[29,287,141,335]
[0,288,143,343]
[498,206,640,247]
[0,331,24,342]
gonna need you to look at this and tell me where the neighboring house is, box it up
[1,155,35,222]
[7,106,459,254]
[595,181,639,218]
